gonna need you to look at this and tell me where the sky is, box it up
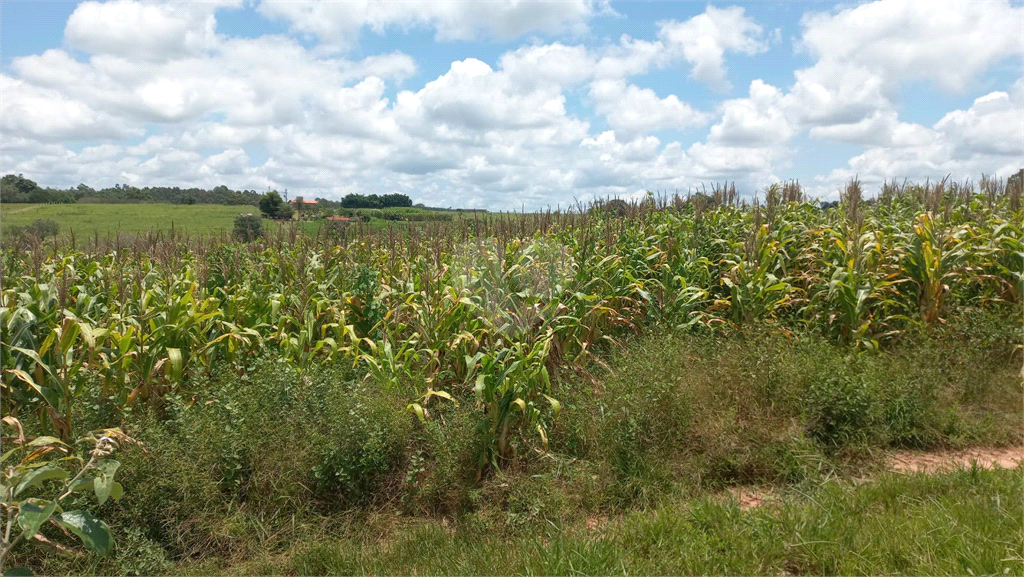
[1,0,1022,210]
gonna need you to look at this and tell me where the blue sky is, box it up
[1,0,1021,209]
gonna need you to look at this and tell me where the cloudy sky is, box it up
[1,0,1021,209]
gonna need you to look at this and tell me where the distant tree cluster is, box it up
[340,193,412,209]
[1,174,262,206]
[313,197,342,210]
[257,191,294,219]
[1,175,75,204]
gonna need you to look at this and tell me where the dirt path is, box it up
[727,446,1023,510]
[1,205,44,216]
[886,445,1023,474]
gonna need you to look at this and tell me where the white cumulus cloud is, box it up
[657,6,768,92]
[257,0,606,48]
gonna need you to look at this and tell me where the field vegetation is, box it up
[0,204,259,238]
[0,201,474,241]
[1,176,1021,575]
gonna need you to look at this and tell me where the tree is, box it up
[124,186,150,202]
[44,189,76,204]
[381,193,412,208]
[28,188,51,203]
[74,183,95,200]
[1,174,43,203]
[341,193,382,209]
[602,198,629,217]
[258,191,292,219]
[233,213,263,241]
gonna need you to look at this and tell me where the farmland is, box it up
[0,202,479,239]
[1,177,1022,575]
[0,203,258,237]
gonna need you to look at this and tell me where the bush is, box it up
[233,213,262,241]
[879,382,940,448]
[258,191,292,219]
[596,357,693,506]
[104,360,411,560]
[27,218,60,239]
[402,409,480,516]
[3,224,25,240]
[804,374,878,449]
[310,378,411,504]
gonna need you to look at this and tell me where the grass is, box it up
[9,316,1018,576]
[0,203,481,238]
[2,182,1020,575]
[185,467,1024,576]
[0,203,258,236]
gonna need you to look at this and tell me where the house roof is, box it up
[289,199,318,204]
[326,216,352,221]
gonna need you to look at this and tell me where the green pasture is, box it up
[0,203,258,237]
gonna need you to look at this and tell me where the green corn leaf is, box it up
[475,373,488,401]
[77,321,99,350]
[57,321,82,357]
[26,436,68,448]
[407,403,426,423]
[0,369,46,401]
[543,394,561,417]
[8,347,56,381]
[166,348,183,383]
[38,330,58,357]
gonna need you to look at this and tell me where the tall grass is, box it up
[190,467,1023,577]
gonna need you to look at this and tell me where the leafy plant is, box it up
[233,213,263,242]
[1,419,133,572]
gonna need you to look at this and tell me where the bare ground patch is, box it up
[887,445,1023,474]
[728,486,779,510]
[722,445,1023,510]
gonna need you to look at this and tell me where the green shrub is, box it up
[104,414,230,560]
[878,378,940,448]
[804,374,878,448]
[5,219,60,242]
[103,360,410,559]
[27,218,60,239]
[311,379,411,504]
[233,213,262,241]
[403,408,479,516]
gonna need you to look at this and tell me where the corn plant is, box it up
[1,174,1021,487]
[899,213,972,324]
[718,219,796,324]
[806,227,906,348]
[465,333,560,476]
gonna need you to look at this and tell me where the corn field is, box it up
[2,176,1021,473]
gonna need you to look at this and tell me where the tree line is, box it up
[1,174,262,206]
[1,175,414,210]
